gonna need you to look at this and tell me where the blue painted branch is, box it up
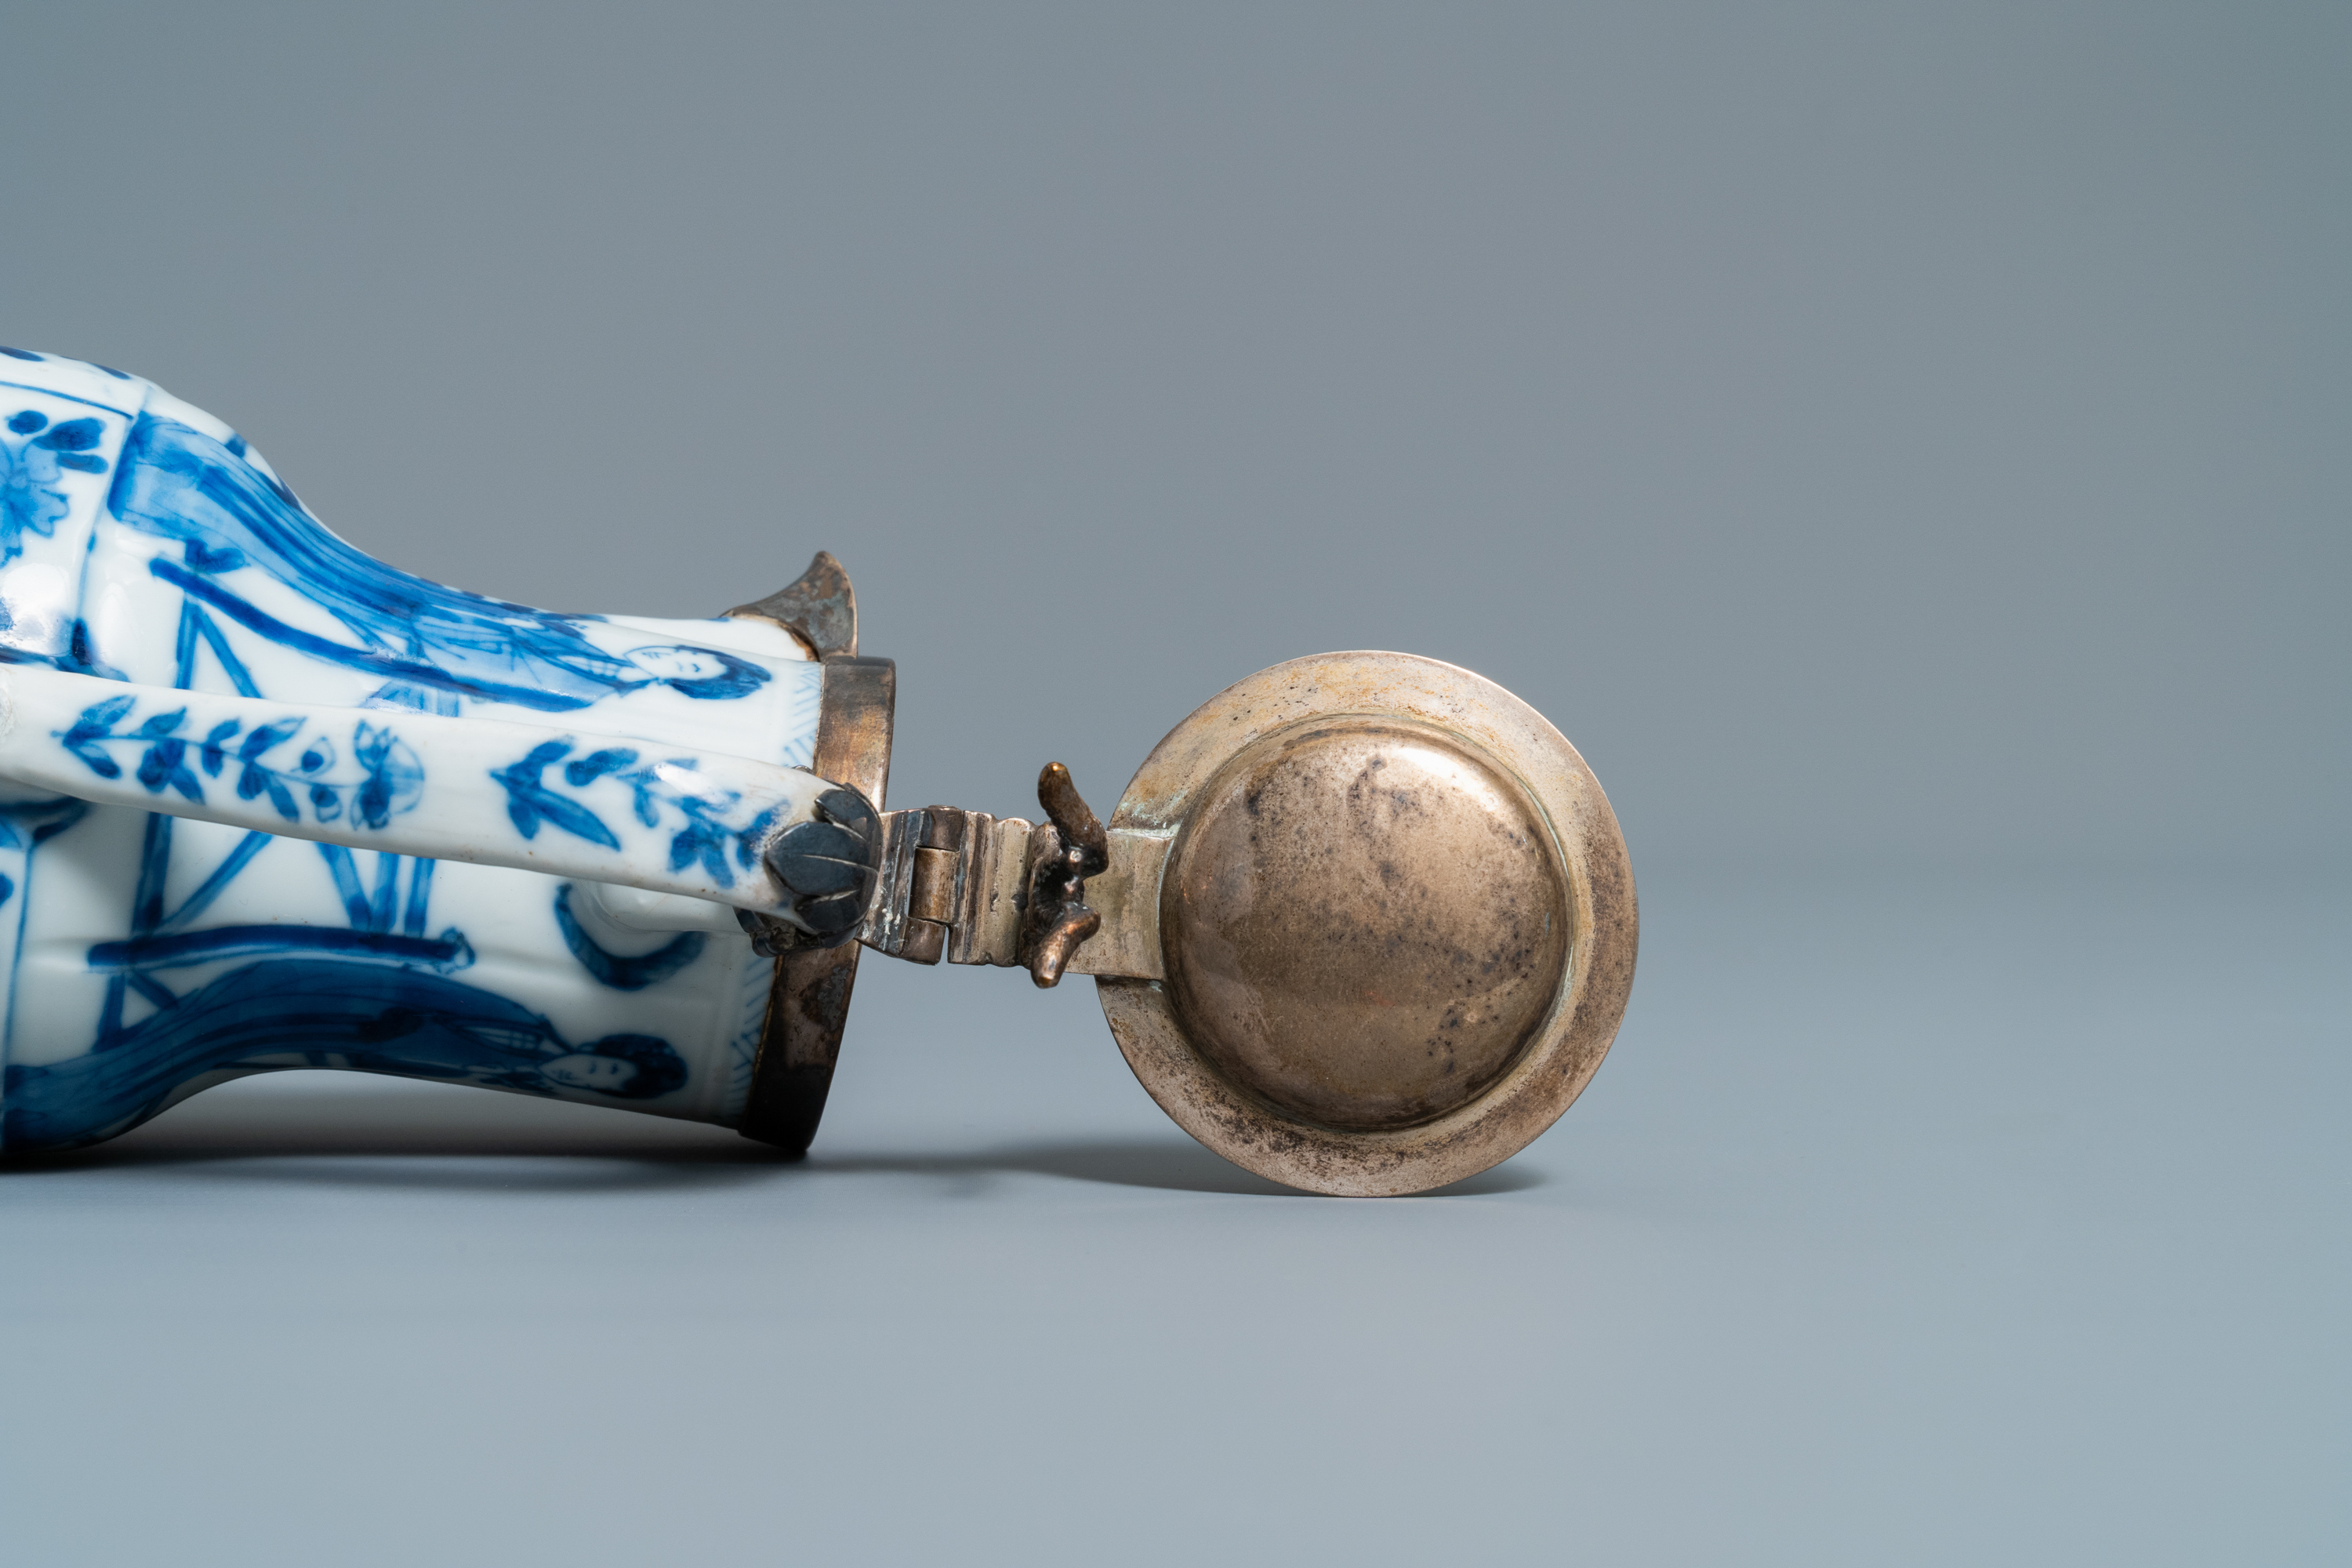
[0,664,858,928]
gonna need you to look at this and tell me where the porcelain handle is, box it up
[0,665,878,931]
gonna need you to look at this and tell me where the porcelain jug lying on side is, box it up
[0,347,1637,1196]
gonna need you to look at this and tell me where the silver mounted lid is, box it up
[1094,652,1639,1196]
[819,633,1640,1196]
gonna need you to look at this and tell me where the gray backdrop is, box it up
[2,5,2344,1565]
[7,1,2343,871]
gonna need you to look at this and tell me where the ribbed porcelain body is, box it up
[0,349,816,1152]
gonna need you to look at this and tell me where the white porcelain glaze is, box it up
[0,347,826,1150]
[0,666,845,912]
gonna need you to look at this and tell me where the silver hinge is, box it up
[861,804,1034,968]
[856,764,1169,987]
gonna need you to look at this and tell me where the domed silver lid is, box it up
[1095,652,1639,1196]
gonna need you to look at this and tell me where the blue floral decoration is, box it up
[1,410,109,564]
[489,740,787,889]
[491,741,624,851]
[57,695,421,828]
[353,722,424,830]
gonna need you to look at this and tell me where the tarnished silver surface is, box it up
[945,812,1033,967]
[1061,829,1170,981]
[732,582,1638,1192]
[861,806,928,960]
[861,765,1127,987]
[1160,718,1569,1130]
[738,643,897,1156]
[1018,764,1110,988]
[1095,651,1638,1197]
[728,550,858,660]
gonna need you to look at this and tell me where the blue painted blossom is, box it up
[352,721,424,829]
[0,410,109,564]
[2,426,69,562]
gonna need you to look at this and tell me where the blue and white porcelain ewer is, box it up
[0,347,1637,1196]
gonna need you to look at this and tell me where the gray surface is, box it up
[3,2,2344,872]
[2,5,2347,1563]
[5,871,2346,1563]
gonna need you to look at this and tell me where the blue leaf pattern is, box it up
[200,719,240,776]
[56,696,421,830]
[60,694,135,779]
[487,742,775,886]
